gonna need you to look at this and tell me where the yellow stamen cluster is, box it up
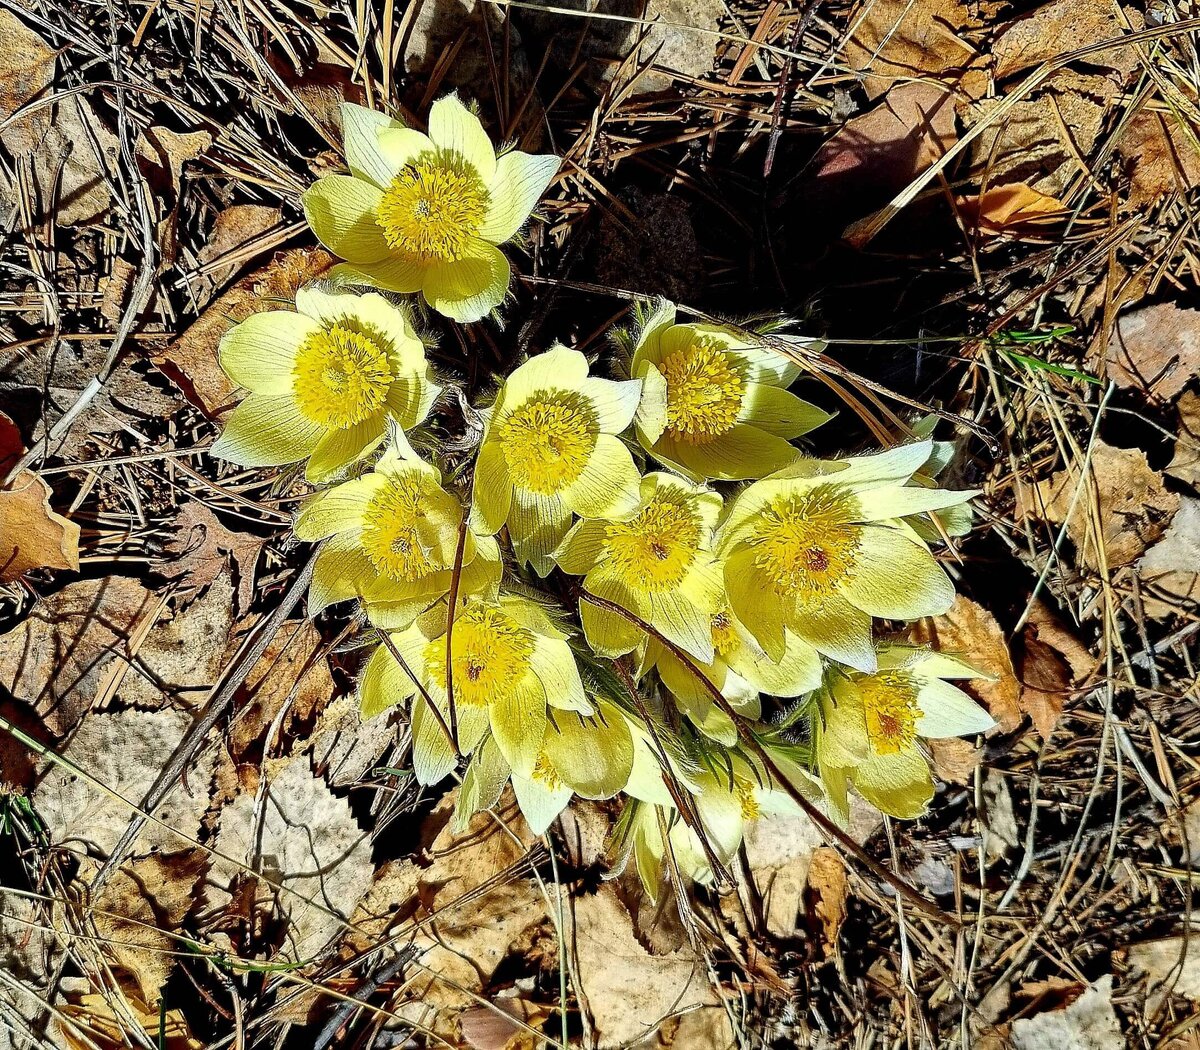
[750,484,863,598]
[499,392,596,493]
[359,475,440,581]
[424,605,535,708]
[532,751,564,791]
[293,323,392,428]
[376,153,489,260]
[735,779,760,820]
[710,610,739,656]
[662,336,745,444]
[859,672,920,755]
[603,500,701,591]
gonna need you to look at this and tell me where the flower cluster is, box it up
[211,94,996,902]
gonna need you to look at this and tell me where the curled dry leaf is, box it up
[58,988,202,1050]
[1010,975,1124,1050]
[991,0,1138,82]
[1125,937,1200,1012]
[1138,496,1200,616]
[153,247,334,416]
[1167,390,1200,488]
[805,847,849,954]
[958,183,1069,236]
[1035,440,1178,570]
[0,470,80,584]
[191,203,284,308]
[1120,109,1200,209]
[155,500,267,614]
[1016,599,1092,738]
[1100,302,1200,402]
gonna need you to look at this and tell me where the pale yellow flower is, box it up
[303,97,559,323]
[294,441,501,628]
[471,345,643,574]
[633,301,830,481]
[555,472,724,663]
[211,285,437,482]
[817,645,994,821]
[715,441,977,672]
[358,594,591,785]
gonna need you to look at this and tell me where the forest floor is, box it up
[2,0,1200,1046]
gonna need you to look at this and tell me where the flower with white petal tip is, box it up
[633,301,831,481]
[471,345,643,575]
[294,440,501,629]
[211,285,437,482]
[357,594,590,786]
[555,471,725,664]
[816,644,995,822]
[303,97,559,323]
[715,441,977,672]
[640,603,822,745]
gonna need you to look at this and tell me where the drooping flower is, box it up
[640,604,822,745]
[554,472,724,663]
[303,97,559,323]
[632,301,831,481]
[294,440,501,628]
[715,441,977,672]
[211,285,437,482]
[357,594,590,784]
[816,644,995,821]
[471,345,643,574]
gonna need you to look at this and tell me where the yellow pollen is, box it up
[661,336,745,444]
[710,610,739,656]
[497,391,596,494]
[360,475,445,582]
[734,779,760,821]
[603,498,701,591]
[292,323,393,429]
[532,752,564,792]
[376,152,489,261]
[858,671,920,755]
[424,605,535,708]
[750,484,863,598]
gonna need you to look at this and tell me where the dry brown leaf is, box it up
[1010,975,1123,1050]
[1167,390,1200,488]
[1036,441,1179,570]
[992,0,1138,81]
[843,0,985,101]
[0,575,233,735]
[155,501,266,613]
[0,469,79,583]
[1138,496,1200,616]
[805,847,849,954]
[136,126,213,268]
[191,204,284,307]
[59,989,202,1050]
[1101,302,1200,402]
[1126,938,1200,1012]
[571,883,714,1048]
[307,691,395,788]
[230,618,334,758]
[1017,600,1093,738]
[810,82,956,212]
[929,736,983,784]
[153,247,334,416]
[90,850,209,1003]
[908,595,1022,732]
[1121,110,1200,209]
[958,183,1069,236]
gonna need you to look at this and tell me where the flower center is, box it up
[734,779,759,820]
[360,474,447,582]
[603,499,701,592]
[749,484,863,599]
[292,323,393,429]
[376,152,489,261]
[858,671,920,755]
[497,391,597,495]
[710,610,739,656]
[532,751,564,792]
[661,336,745,444]
[425,605,536,708]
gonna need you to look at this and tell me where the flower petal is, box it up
[791,594,876,672]
[454,735,510,831]
[218,311,316,394]
[561,434,642,520]
[422,240,510,323]
[915,678,996,738]
[480,150,559,243]
[358,640,419,719]
[511,773,573,835]
[302,176,390,264]
[634,361,669,446]
[739,382,832,439]
[333,256,425,294]
[210,395,321,468]
[854,484,979,522]
[659,423,799,482]
[581,377,642,433]
[470,440,513,536]
[723,549,790,660]
[509,488,572,577]
[305,418,385,483]
[852,750,934,819]
[580,573,644,657]
[553,519,609,576]
[428,94,496,182]
[502,345,591,404]
[530,636,591,713]
[309,534,375,615]
[293,475,382,539]
[839,526,955,620]
[375,126,436,180]
[543,703,634,798]
[630,299,678,370]
[490,677,547,777]
[341,102,406,187]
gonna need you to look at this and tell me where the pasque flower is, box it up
[633,301,831,481]
[294,440,501,628]
[816,645,995,821]
[471,345,643,575]
[303,97,559,323]
[716,440,977,672]
[211,285,437,482]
